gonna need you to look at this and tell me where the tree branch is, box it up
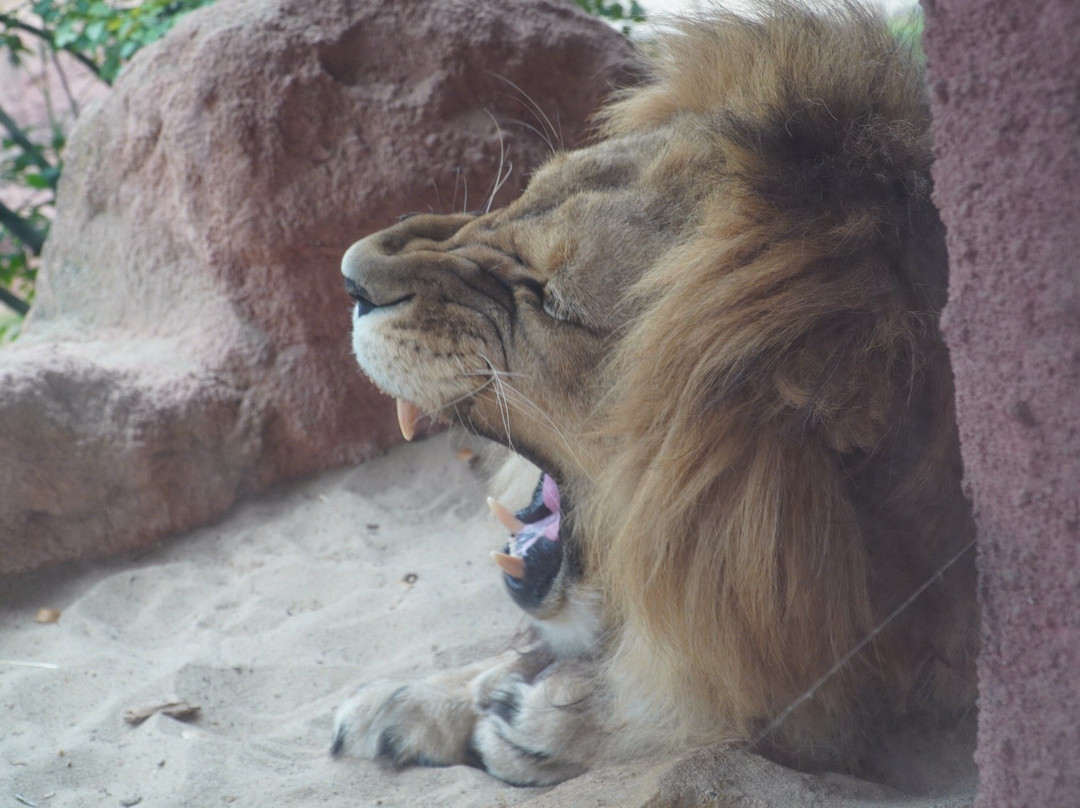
[0,283,30,316]
[0,13,104,80]
[0,199,46,255]
[0,103,52,172]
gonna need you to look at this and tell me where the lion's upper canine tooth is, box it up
[396,398,422,441]
[490,551,526,580]
[487,497,525,533]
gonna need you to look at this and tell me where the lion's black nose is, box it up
[344,277,376,316]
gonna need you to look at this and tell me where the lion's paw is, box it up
[331,676,480,769]
[331,655,601,785]
[470,662,598,786]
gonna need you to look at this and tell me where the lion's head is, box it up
[342,2,977,768]
[341,122,693,482]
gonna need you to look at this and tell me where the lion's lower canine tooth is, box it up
[487,497,525,533]
[396,399,422,441]
[490,551,526,580]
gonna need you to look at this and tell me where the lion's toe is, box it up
[331,679,477,769]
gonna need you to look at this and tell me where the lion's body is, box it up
[334,1,977,786]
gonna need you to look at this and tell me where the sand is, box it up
[1,432,976,807]
[1,432,543,807]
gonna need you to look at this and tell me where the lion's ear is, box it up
[768,318,909,455]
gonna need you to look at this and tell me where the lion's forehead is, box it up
[521,128,692,204]
[447,128,705,297]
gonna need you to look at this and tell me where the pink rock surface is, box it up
[0,0,640,572]
[924,0,1080,804]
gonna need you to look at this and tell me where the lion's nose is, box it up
[341,233,414,315]
[340,213,476,315]
[344,277,376,316]
[341,233,387,283]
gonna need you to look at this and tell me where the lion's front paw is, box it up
[331,676,481,769]
[330,654,603,786]
[471,661,598,786]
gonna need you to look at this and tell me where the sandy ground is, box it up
[1,431,976,808]
[1,432,545,807]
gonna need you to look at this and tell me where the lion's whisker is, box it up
[429,178,444,214]
[478,355,516,453]
[486,71,562,154]
[503,119,557,156]
[451,167,462,216]
[481,111,516,215]
[440,374,498,410]
[457,369,530,379]
[475,359,589,478]
[488,160,513,214]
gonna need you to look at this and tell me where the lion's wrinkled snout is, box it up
[340,212,516,319]
[341,213,475,281]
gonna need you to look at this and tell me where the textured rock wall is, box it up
[0,0,640,572]
[923,0,1080,804]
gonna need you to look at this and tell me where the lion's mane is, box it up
[581,2,977,765]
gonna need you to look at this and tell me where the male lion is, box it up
[332,0,978,789]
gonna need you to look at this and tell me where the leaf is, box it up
[84,19,106,44]
[0,0,222,338]
[53,20,77,47]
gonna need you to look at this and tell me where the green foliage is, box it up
[574,0,646,36]
[888,8,925,64]
[25,0,214,83]
[0,0,212,340]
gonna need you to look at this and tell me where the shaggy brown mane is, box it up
[583,1,976,765]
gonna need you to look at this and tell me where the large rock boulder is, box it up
[925,0,1080,803]
[0,0,640,572]
[524,748,972,808]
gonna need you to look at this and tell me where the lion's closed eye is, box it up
[541,294,567,322]
[509,272,580,327]
[540,287,574,323]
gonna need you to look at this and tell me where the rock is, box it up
[0,0,641,572]
[926,0,1080,803]
[522,749,973,808]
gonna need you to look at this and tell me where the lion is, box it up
[331,0,978,789]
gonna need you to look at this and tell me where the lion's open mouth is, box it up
[489,474,563,612]
[394,397,564,611]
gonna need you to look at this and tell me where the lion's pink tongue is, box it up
[396,399,422,441]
